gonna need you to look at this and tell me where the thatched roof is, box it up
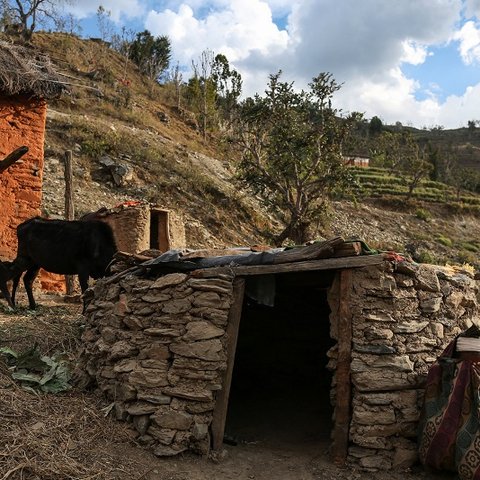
[0,41,65,99]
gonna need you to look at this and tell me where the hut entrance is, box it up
[224,271,336,449]
[150,209,169,251]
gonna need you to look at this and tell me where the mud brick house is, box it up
[77,237,479,470]
[0,41,64,261]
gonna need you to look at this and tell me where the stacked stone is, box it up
[78,271,234,456]
[337,262,479,471]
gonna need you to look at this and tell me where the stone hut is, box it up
[77,238,479,470]
[0,41,64,259]
[84,202,186,254]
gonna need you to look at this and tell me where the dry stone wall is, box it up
[331,262,479,471]
[77,271,234,456]
[78,259,479,468]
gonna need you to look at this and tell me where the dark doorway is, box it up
[150,209,169,251]
[225,271,336,449]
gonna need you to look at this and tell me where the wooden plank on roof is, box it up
[191,254,385,278]
[331,269,353,466]
[211,278,245,451]
[271,236,344,264]
[182,248,251,259]
[333,241,362,257]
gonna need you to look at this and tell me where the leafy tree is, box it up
[368,116,383,136]
[370,131,433,198]
[399,137,433,200]
[0,0,72,41]
[129,30,171,83]
[467,119,479,139]
[211,53,242,125]
[369,131,405,170]
[230,71,361,245]
[185,51,242,139]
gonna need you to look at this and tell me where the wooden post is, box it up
[211,277,245,451]
[0,146,28,173]
[64,150,75,295]
[331,269,353,466]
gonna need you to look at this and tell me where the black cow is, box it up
[10,217,117,309]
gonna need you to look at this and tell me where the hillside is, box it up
[26,33,480,269]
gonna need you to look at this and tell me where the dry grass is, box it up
[0,298,153,480]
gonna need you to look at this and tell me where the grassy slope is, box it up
[31,33,480,268]
[33,33,277,248]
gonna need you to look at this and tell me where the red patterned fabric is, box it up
[419,340,480,479]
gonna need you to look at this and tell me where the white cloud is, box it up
[401,40,430,65]
[453,20,480,64]
[145,1,289,70]
[285,0,461,82]
[437,84,480,126]
[67,0,144,22]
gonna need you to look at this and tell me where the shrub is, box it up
[460,242,479,253]
[416,250,438,265]
[437,235,453,247]
[415,208,431,222]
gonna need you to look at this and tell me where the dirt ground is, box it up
[0,293,457,480]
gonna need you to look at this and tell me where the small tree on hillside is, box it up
[368,116,383,136]
[185,51,242,138]
[167,61,183,109]
[211,53,242,126]
[129,30,171,83]
[187,49,216,140]
[229,71,361,245]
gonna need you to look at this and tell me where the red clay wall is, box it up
[0,95,46,260]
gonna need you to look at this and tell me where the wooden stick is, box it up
[331,269,353,466]
[211,278,245,451]
[64,150,75,295]
[0,146,29,173]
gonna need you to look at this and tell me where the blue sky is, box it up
[64,0,480,129]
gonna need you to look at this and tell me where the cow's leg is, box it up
[11,273,22,307]
[10,258,30,307]
[0,281,14,309]
[78,272,90,293]
[23,267,40,310]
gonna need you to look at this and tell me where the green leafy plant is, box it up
[0,345,72,394]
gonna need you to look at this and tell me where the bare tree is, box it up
[190,49,215,140]
[1,0,73,42]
